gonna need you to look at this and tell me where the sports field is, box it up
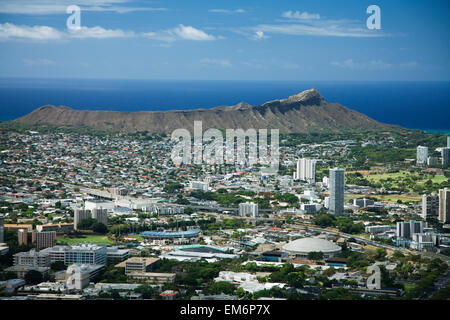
[57,234,115,245]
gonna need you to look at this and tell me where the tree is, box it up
[51,261,66,271]
[92,222,108,234]
[308,251,324,261]
[314,214,335,228]
[135,284,158,299]
[77,218,97,230]
[206,281,236,295]
[24,270,43,285]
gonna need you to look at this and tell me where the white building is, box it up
[293,158,316,184]
[214,271,286,294]
[409,234,435,251]
[66,264,104,290]
[416,146,428,165]
[85,200,115,212]
[189,181,209,191]
[239,202,259,217]
[13,249,51,267]
[41,243,107,266]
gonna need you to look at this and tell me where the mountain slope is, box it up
[15,88,394,134]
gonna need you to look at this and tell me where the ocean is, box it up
[0,78,449,132]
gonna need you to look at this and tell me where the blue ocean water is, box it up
[0,78,449,132]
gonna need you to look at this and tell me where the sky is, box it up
[0,0,449,81]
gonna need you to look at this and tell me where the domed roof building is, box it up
[282,237,342,258]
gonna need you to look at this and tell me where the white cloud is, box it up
[83,6,166,13]
[0,22,63,40]
[200,58,232,68]
[209,9,246,14]
[253,20,382,38]
[331,59,392,70]
[69,26,135,39]
[0,0,166,14]
[0,22,215,42]
[0,22,134,40]
[144,24,216,42]
[254,31,268,40]
[282,11,320,20]
[171,25,216,41]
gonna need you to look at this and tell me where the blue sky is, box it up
[0,0,448,81]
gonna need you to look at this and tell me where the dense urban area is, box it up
[0,123,449,300]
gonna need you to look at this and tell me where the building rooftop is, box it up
[282,237,342,254]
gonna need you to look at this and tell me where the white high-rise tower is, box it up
[293,158,316,183]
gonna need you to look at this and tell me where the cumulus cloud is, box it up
[254,31,268,40]
[68,26,135,39]
[282,11,320,20]
[144,24,216,42]
[0,22,63,40]
[0,22,134,40]
[171,25,216,41]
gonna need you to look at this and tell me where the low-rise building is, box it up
[127,272,176,284]
[121,257,159,274]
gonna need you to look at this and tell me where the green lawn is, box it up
[365,170,447,186]
[122,234,144,242]
[57,234,115,245]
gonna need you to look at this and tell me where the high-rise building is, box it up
[421,194,439,220]
[329,168,345,214]
[18,228,28,245]
[396,220,424,239]
[447,136,450,148]
[33,230,56,250]
[416,146,428,165]
[293,158,316,183]
[441,147,450,165]
[239,202,259,217]
[92,208,108,226]
[438,188,450,223]
[74,209,91,230]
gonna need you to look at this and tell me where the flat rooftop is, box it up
[116,257,159,268]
